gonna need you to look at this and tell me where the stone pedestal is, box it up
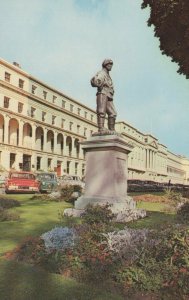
[65,133,146,222]
[75,134,135,210]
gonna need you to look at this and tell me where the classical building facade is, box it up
[0,58,188,184]
[116,122,189,185]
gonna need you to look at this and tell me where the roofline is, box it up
[0,58,96,114]
[116,120,158,140]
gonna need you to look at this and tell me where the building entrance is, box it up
[23,154,31,171]
[57,161,62,176]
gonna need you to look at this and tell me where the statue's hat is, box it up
[102,59,113,67]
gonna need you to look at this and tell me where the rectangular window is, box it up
[77,108,81,115]
[69,122,73,131]
[70,104,74,112]
[62,100,66,108]
[84,127,87,137]
[90,130,93,136]
[43,91,47,100]
[48,158,52,169]
[82,164,85,176]
[77,125,80,134]
[42,111,46,121]
[5,72,11,82]
[31,107,36,118]
[67,161,70,174]
[37,156,41,170]
[10,153,16,169]
[61,119,65,129]
[4,96,10,108]
[84,111,87,119]
[52,115,56,125]
[53,95,57,103]
[91,114,94,122]
[19,79,24,89]
[32,85,37,94]
[18,102,23,113]
[75,162,78,175]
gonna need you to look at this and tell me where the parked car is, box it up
[36,172,58,193]
[5,171,39,194]
[58,175,85,188]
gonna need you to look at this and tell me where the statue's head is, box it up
[102,59,113,70]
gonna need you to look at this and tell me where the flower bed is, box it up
[5,204,189,298]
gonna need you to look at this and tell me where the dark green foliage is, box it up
[183,189,189,199]
[142,0,189,78]
[82,204,115,225]
[114,225,189,296]
[0,207,20,222]
[0,197,20,209]
[61,185,82,204]
[0,195,20,222]
[31,184,82,203]
[5,236,49,267]
[177,202,189,223]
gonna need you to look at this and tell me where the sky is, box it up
[0,0,189,157]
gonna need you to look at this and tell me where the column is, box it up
[43,128,47,151]
[72,137,77,158]
[151,150,154,170]
[148,149,151,169]
[147,149,149,169]
[63,135,67,156]
[32,124,36,150]
[18,120,24,147]
[145,149,147,169]
[4,114,10,144]
[53,131,58,154]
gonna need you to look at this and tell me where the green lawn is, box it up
[0,194,71,256]
[130,200,176,229]
[0,259,122,300]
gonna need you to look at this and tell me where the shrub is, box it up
[71,223,115,282]
[41,227,77,252]
[102,227,150,262]
[164,189,183,203]
[177,202,189,223]
[32,185,82,203]
[0,207,20,222]
[0,197,20,209]
[60,185,82,204]
[183,189,189,199]
[82,204,115,226]
[5,236,47,265]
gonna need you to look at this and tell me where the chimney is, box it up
[13,62,21,68]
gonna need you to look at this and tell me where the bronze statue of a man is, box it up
[91,59,117,132]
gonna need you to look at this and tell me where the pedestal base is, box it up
[64,206,146,223]
[75,195,136,210]
[64,133,146,223]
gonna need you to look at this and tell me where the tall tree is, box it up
[142,0,189,78]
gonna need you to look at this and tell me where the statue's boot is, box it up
[108,117,116,131]
[98,115,105,132]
